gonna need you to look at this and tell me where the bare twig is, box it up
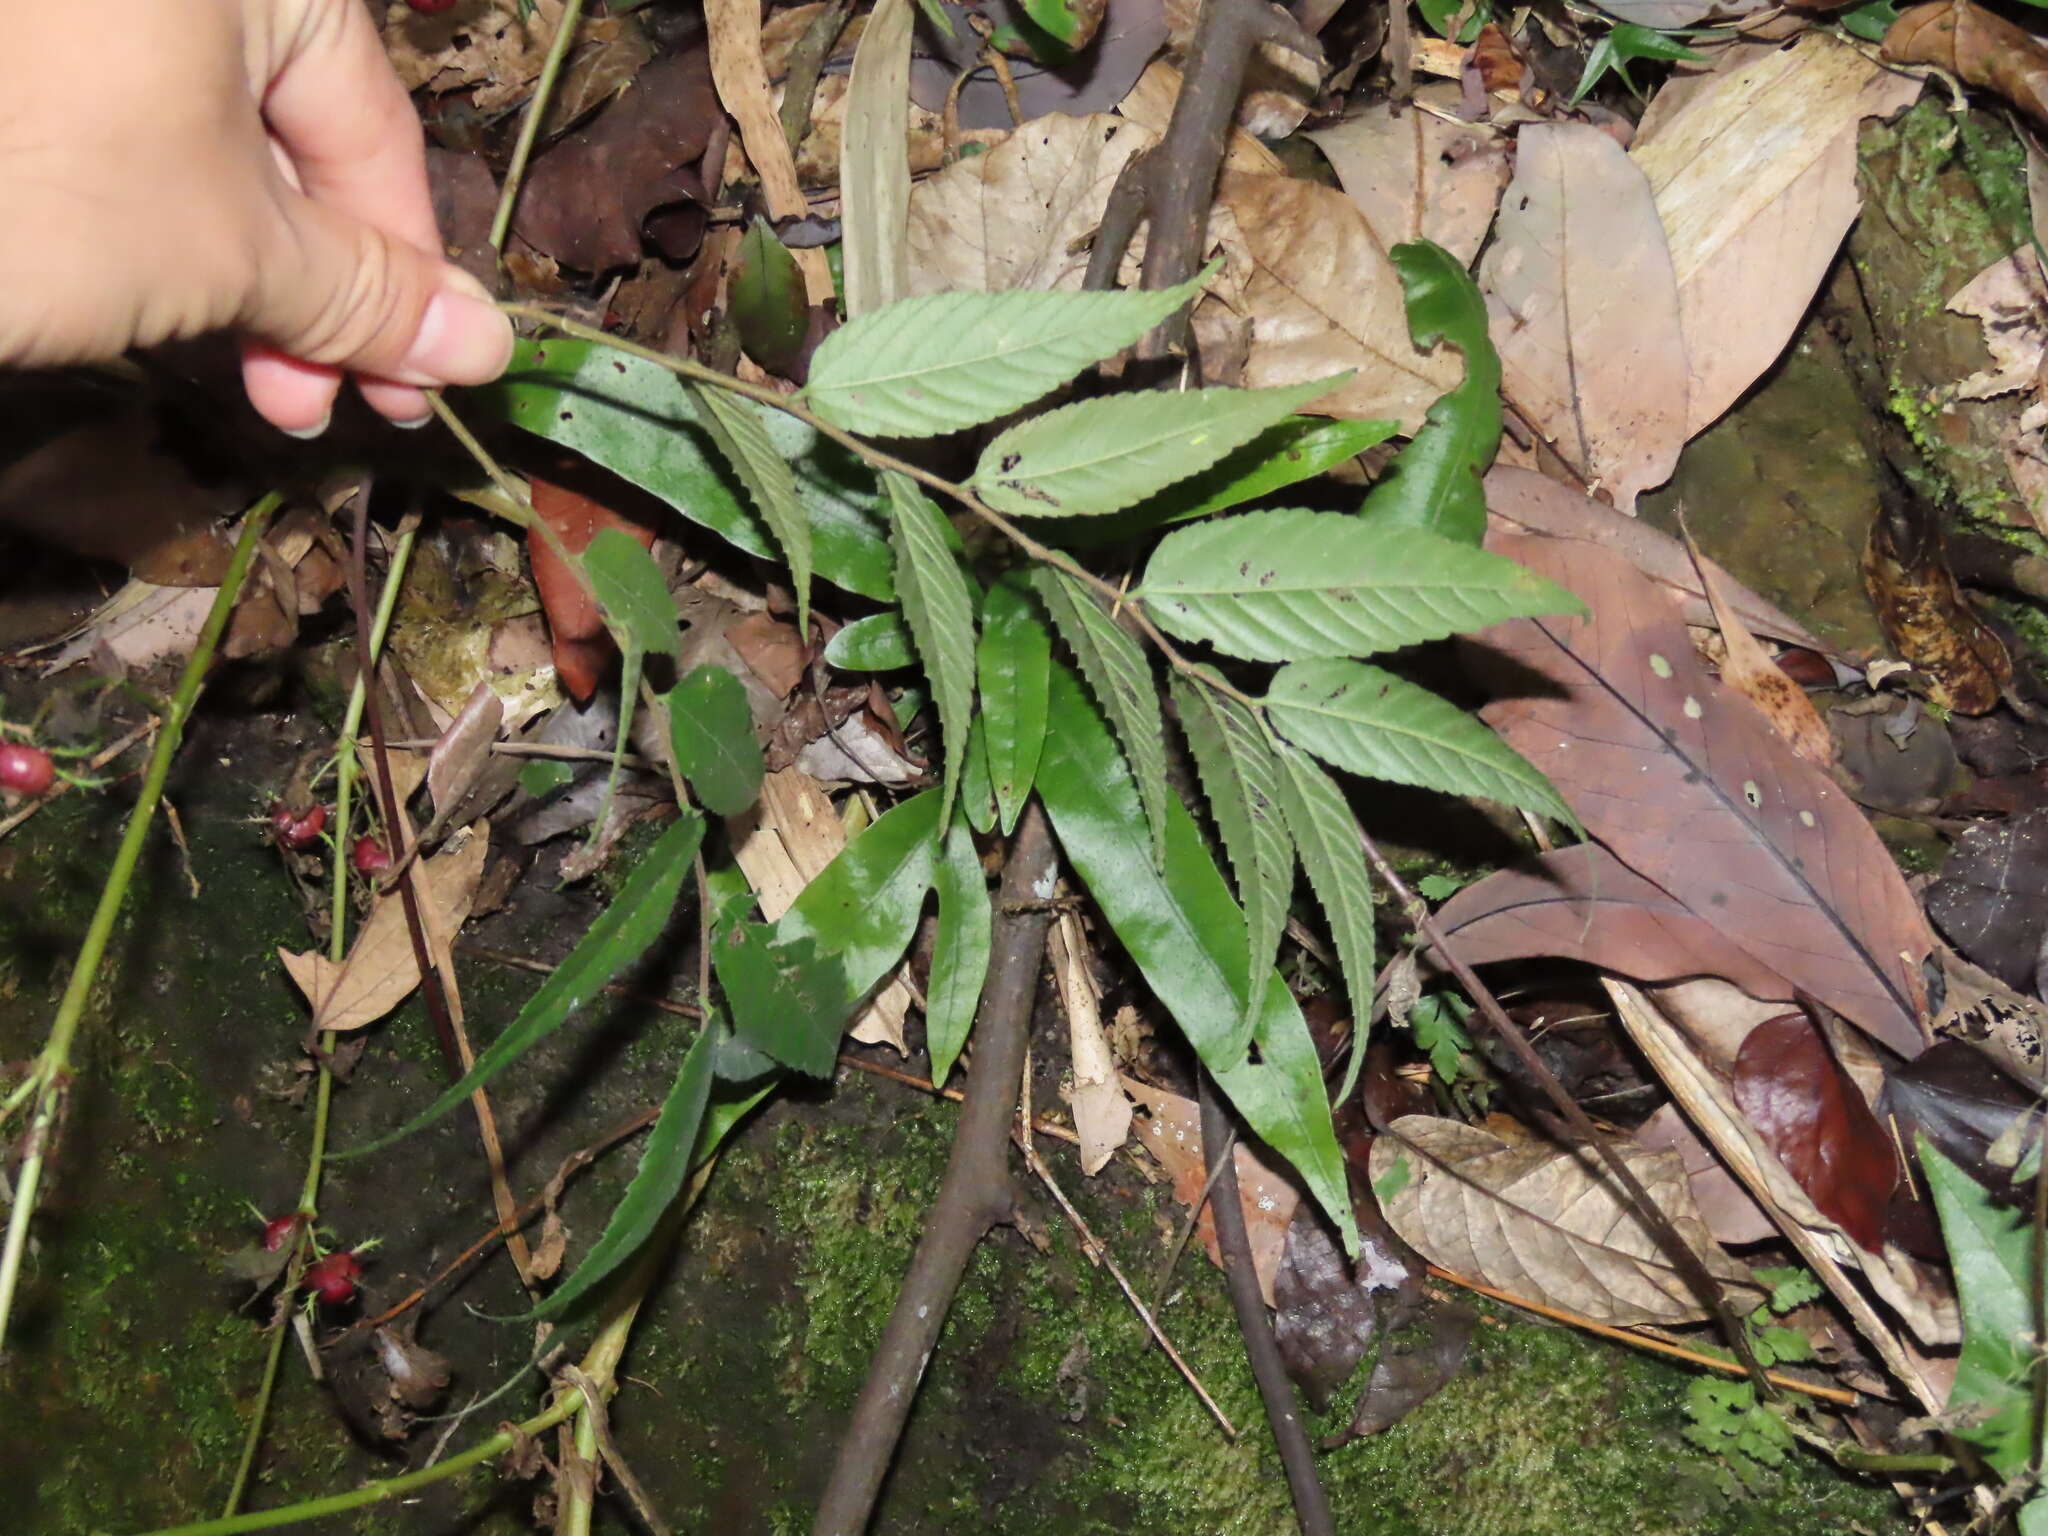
[812,805,1059,1536]
[1198,1075,1334,1536]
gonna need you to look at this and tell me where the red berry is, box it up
[305,1251,363,1306]
[261,1215,300,1252]
[351,835,393,875]
[406,0,459,12]
[0,743,54,796]
[270,801,328,849]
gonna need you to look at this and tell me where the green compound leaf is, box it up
[887,473,978,830]
[775,787,942,1016]
[583,528,679,658]
[977,578,1051,835]
[691,381,815,635]
[1138,509,1581,663]
[825,612,917,671]
[1357,241,1502,547]
[970,377,1346,518]
[1172,674,1294,1043]
[1264,658,1574,824]
[528,1022,717,1319]
[1920,1137,2038,1478]
[666,665,764,817]
[1032,568,1170,867]
[1038,665,1355,1253]
[342,812,706,1157]
[801,271,1210,438]
[715,924,848,1077]
[478,339,893,600]
[1271,741,1378,1103]
[926,816,993,1088]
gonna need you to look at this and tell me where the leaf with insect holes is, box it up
[527,1022,718,1319]
[886,473,976,829]
[825,613,916,670]
[1138,510,1579,663]
[969,377,1348,519]
[1357,242,1502,547]
[978,578,1050,835]
[341,812,705,1156]
[1172,674,1294,1038]
[1033,568,1170,866]
[775,787,942,1018]
[582,527,679,658]
[692,381,815,635]
[801,271,1210,437]
[666,665,763,816]
[479,339,893,600]
[1272,741,1377,1103]
[1264,658,1574,824]
[1037,665,1356,1253]
[926,816,993,1088]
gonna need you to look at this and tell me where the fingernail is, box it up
[278,410,331,441]
[399,272,514,386]
[388,411,434,430]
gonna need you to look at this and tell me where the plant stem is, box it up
[0,494,279,1348]
[488,0,588,254]
[219,523,419,1519]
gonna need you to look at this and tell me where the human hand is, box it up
[0,0,513,435]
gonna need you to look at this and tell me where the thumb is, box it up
[245,192,513,388]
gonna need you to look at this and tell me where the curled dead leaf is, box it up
[1885,1,2048,132]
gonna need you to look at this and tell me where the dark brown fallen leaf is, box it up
[1432,844,1795,1001]
[1925,806,2048,991]
[1731,1008,1897,1253]
[511,44,718,273]
[1472,533,1933,1059]
[426,148,502,291]
[1882,1038,2040,1194]
[1274,1208,1384,1413]
[1885,0,2048,133]
[1340,1289,1475,1442]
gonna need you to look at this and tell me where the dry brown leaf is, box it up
[1630,33,1922,438]
[1220,172,1462,430]
[1118,60,1282,176]
[1948,248,2048,537]
[1689,528,1834,764]
[705,0,835,305]
[1635,1102,1777,1246]
[1306,90,1507,267]
[1053,913,1132,1174]
[1481,123,1687,509]
[1863,499,2013,716]
[1884,1,2048,131]
[427,682,506,822]
[382,0,633,115]
[1369,1114,1758,1326]
[42,581,212,677]
[1124,1076,1298,1306]
[279,829,489,1033]
[1162,0,1317,138]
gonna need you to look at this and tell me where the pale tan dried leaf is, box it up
[791,73,954,186]
[1124,1075,1298,1306]
[726,767,912,1051]
[1688,529,1834,764]
[279,830,489,1033]
[1306,88,1508,265]
[841,0,914,317]
[1368,1113,1757,1326]
[1118,61,1282,176]
[705,0,835,304]
[1481,123,1686,508]
[1631,34,1923,437]
[427,683,506,821]
[1053,914,1132,1174]
[1221,172,1462,430]
[1949,247,2048,401]
[1161,0,1316,137]
[42,581,212,677]
[382,0,631,114]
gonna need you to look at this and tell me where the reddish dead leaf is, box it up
[1635,1102,1776,1246]
[1925,806,2048,991]
[1433,845,1794,1001]
[727,611,808,700]
[511,45,717,273]
[1687,526,1834,766]
[1885,1,2048,133]
[1731,1009,1897,1253]
[527,474,658,703]
[1305,89,1508,267]
[1472,533,1933,1058]
[1863,493,2011,716]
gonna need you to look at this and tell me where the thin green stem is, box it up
[488,0,589,254]
[219,522,420,1519]
[0,495,279,1346]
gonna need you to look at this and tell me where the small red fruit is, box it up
[351,835,393,875]
[261,1214,300,1252]
[270,801,328,849]
[0,743,55,796]
[405,0,459,12]
[305,1251,363,1306]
